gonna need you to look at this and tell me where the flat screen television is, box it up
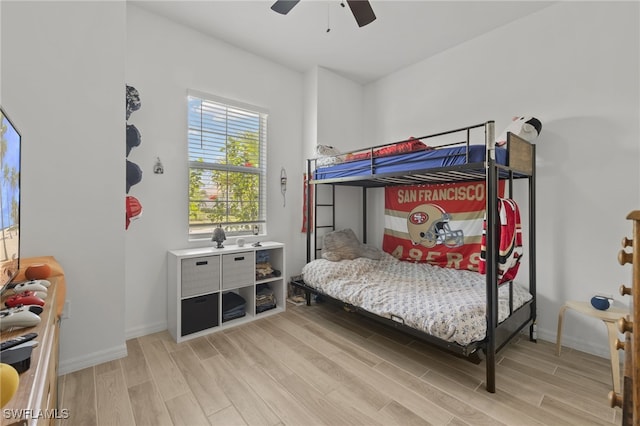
[0,107,21,289]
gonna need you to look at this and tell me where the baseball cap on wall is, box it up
[126,160,142,193]
[126,195,142,230]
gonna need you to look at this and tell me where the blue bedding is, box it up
[314,145,508,181]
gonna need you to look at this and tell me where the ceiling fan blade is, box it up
[346,0,376,27]
[271,0,301,15]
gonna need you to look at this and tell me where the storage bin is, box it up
[181,255,220,297]
[222,252,255,290]
[181,292,219,336]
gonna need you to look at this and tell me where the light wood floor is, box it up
[59,302,622,426]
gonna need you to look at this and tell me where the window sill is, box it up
[188,235,268,246]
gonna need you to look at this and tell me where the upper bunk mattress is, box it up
[314,145,508,181]
[301,252,532,346]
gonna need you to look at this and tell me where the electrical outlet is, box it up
[62,300,70,319]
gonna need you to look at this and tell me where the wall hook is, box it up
[280,167,287,207]
[153,157,164,174]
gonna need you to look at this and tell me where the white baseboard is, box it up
[125,320,167,340]
[536,326,613,359]
[58,322,167,375]
[58,343,128,376]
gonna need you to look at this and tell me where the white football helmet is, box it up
[407,204,464,248]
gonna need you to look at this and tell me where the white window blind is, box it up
[187,90,267,238]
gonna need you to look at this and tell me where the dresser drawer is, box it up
[222,252,255,290]
[181,255,221,297]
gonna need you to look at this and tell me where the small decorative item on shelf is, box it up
[211,224,226,249]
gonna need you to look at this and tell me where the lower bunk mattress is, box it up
[301,252,532,346]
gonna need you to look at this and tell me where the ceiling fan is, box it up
[271,0,377,28]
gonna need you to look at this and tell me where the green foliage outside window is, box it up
[188,93,266,238]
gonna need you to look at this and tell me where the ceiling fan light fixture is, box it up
[271,0,376,27]
[271,0,300,15]
[346,0,376,27]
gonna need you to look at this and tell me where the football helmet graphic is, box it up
[407,204,464,248]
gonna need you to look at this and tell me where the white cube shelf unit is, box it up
[168,241,285,342]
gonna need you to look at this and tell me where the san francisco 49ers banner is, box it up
[383,181,504,271]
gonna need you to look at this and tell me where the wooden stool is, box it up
[556,300,627,393]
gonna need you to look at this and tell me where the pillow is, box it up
[315,144,342,166]
[344,137,429,162]
[321,228,382,261]
[375,137,428,157]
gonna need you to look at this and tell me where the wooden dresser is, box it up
[610,210,639,425]
[1,277,62,425]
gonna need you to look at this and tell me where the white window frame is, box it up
[187,90,268,239]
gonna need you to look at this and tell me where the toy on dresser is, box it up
[0,279,51,330]
[0,259,61,414]
[0,279,51,379]
[0,362,20,407]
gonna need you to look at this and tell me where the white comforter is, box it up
[301,252,532,345]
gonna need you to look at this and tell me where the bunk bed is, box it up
[291,121,536,393]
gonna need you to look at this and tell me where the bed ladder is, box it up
[311,184,336,260]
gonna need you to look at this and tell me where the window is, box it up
[188,91,267,238]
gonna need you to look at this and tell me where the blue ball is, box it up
[590,296,610,311]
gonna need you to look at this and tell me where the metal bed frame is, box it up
[291,121,536,393]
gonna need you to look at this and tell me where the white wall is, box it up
[362,2,639,357]
[314,67,365,241]
[303,67,319,163]
[124,5,306,337]
[316,67,364,152]
[1,1,127,373]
